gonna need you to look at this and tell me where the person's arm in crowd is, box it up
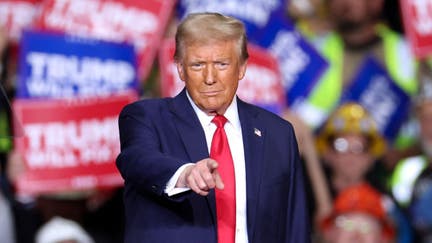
[282,109,333,224]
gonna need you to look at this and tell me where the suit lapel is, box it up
[237,99,265,241]
[169,89,209,161]
[168,89,217,223]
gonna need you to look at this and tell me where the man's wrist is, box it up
[164,163,194,196]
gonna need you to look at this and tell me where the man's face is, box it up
[328,0,382,32]
[176,40,247,115]
[327,213,383,243]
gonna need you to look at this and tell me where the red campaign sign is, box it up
[159,39,286,112]
[239,44,285,110]
[36,0,175,81]
[0,0,41,42]
[401,0,432,58]
[158,39,184,98]
[13,92,137,196]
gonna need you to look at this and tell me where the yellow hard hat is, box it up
[316,102,386,157]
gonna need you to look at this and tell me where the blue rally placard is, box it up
[341,56,411,142]
[176,0,287,43]
[17,30,138,98]
[254,13,328,107]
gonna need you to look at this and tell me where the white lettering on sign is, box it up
[0,2,38,40]
[411,0,432,35]
[238,64,279,103]
[181,0,280,27]
[359,76,398,131]
[269,31,309,89]
[26,52,135,97]
[23,117,119,169]
[71,176,98,188]
[44,0,157,50]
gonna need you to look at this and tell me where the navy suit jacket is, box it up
[116,89,310,243]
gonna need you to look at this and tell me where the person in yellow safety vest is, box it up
[402,78,432,242]
[391,61,432,207]
[292,0,418,150]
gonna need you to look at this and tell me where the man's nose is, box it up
[204,65,216,84]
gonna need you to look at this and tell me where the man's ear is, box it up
[176,62,186,82]
[238,60,247,80]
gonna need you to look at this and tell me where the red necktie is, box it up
[210,115,236,243]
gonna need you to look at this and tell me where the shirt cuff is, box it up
[164,163,194,196]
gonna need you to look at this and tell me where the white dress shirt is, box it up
[165,92,248,243]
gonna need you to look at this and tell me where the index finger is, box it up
[213,170,224,190]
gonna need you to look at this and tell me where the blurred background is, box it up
[1,0,432,242]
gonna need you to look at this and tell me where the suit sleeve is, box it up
[116,103,189,198]
[285,126,311,243]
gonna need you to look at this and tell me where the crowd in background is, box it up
[1,0,432,242]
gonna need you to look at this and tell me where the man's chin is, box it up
[337,21,363,33]
[198,103,223,115]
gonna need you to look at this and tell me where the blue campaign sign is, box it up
[341,56,411,142]
[254,13,328,107]
[17,30,138,98]
[176,0,287,43]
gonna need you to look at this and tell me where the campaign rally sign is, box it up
[176,0,287,43]
[254,13,328,107]
[13,92,137,196]
[400,0,432,58]
[0,0,41,42]
[158,39,183,98]
[158,39,286,114]
[17,30,137,98]
[36,0,175,80]
[341,56,411,142]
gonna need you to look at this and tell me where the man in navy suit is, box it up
[116,12,310,243]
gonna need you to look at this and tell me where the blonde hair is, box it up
[174,12,249,63]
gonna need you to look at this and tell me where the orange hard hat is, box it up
[320,183,395,240]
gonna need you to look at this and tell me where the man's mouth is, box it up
[201,90,221,96]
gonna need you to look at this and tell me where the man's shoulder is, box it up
[239,100,293,129]
[120,96,173,117]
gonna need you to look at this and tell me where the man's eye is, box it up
[216,62,229,69]
[190,63,203,70]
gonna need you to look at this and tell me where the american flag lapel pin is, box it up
[254,128,262,137]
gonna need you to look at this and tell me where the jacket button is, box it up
[152,185,158,191]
